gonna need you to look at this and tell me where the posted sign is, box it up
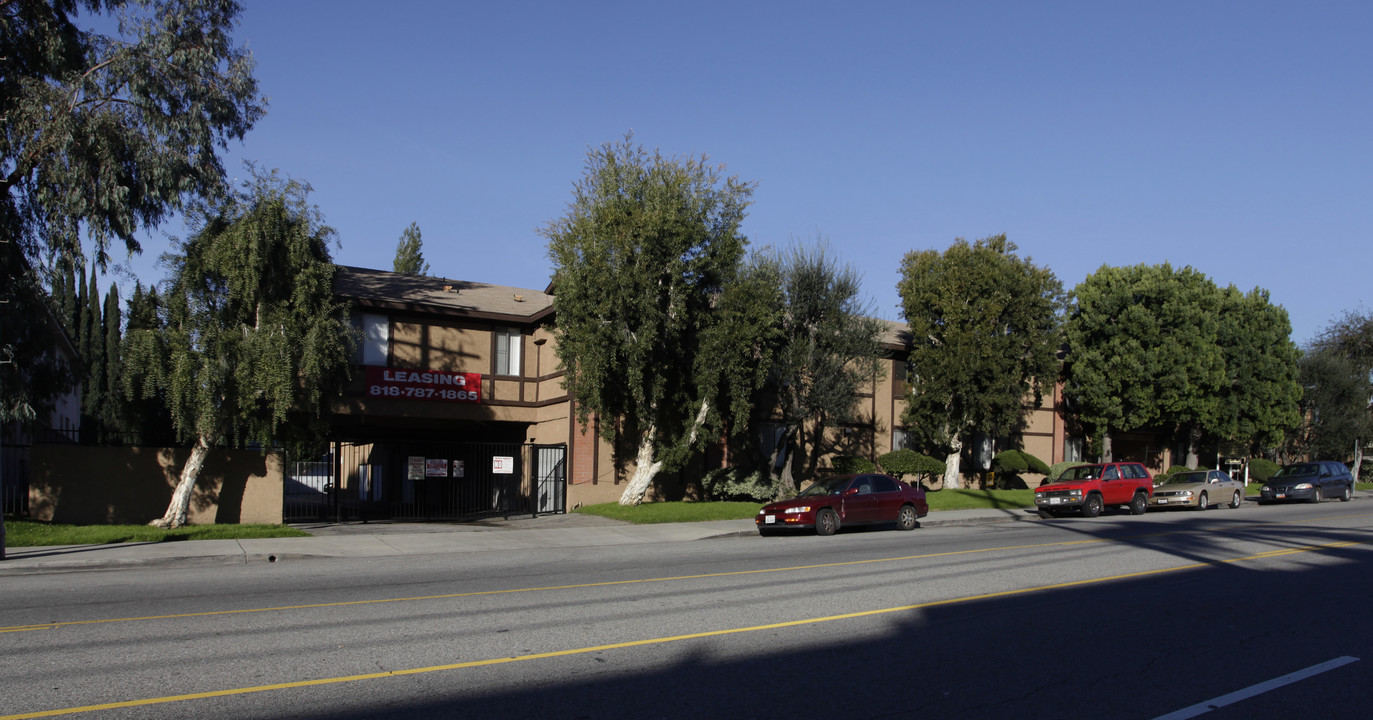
[365,366,481,403]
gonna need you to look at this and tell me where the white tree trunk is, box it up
[618,429,663,506]
[1353,438,1364,489]
[151,434,211,529]
[617,401,710,506]
[942,436,964,490]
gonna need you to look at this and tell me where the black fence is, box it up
[285,441,567,523]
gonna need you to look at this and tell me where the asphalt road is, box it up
[3,501,1372,720]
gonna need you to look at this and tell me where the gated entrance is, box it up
[285,441,566,523]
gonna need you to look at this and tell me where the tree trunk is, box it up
[770,426,798,500]
[151,434,211,529]
[1184,425,1201,468]
[1100,432,1114,463]
[618,426,663,506]
[942,436,964,490]
[1353,438,1365,488]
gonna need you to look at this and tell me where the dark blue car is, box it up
[1259,461,1354,504]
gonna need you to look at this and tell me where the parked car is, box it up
[1259,462,1354,504]
[1148,469,1244,510]
[756,473,929,536]
[1034,462,1153,518]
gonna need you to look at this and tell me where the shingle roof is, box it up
[333,266,554,322]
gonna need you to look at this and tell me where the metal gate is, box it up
[285,441,566,523]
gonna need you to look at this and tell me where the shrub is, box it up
[877,448,946,481]
[991,449,1050,476]
[988,449,1050,489]
[701,468,776,503]
[1047,461,1080,481]
[1248,458,1279,482]
[831,455,877,474]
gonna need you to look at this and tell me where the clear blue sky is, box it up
[114,0,1371,344]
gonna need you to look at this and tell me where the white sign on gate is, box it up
[492,456,514,474]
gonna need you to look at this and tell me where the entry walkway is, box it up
[0,507,1041,575]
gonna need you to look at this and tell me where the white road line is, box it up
[1152,656,1360,720]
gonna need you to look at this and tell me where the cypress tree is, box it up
[103,283,123,435]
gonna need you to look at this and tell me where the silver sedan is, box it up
[1148,470,1245,510]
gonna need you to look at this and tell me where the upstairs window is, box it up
[495,327,522,376]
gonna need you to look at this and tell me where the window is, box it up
[1064,436,1083,464]
[892,428,915,451]
[495,327,522,376]
[353,313,389,365]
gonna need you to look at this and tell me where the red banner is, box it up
[365,366,482,403]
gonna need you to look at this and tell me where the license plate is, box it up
[1276,494,1286,499]
[1049,498,1061,505]
[764,515,776,524]
[1157,498,1169,504]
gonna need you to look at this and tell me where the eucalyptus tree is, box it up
[124,171,352,528]
[757,244,883,498]
[542,135,756,505]
[1,0,263,420]
[392,222,430,275]
[898,235,1063,489]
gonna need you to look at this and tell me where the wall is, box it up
[28,446,283,525]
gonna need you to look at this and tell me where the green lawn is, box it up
[574,502,761,524]
[3,519,309,547]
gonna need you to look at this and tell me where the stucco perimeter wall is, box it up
[29,446,283,525]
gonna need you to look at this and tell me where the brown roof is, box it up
[333,266,554,322]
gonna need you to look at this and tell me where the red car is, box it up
[756,473,929,536]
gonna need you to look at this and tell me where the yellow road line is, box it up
[4,513,1369,634]
[2,537,1367,720]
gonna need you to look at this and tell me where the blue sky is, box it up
[112,0,1371,344]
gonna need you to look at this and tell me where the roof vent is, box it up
[513,294,525,302]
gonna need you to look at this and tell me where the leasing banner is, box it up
[365,366,482,403]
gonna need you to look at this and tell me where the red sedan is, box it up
[756,473,929,536]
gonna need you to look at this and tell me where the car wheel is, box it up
[1081,494,1103,518]
[1128,492,1148,515]
[896,504,919,531]
[1037,508,1056,520]
[1309,489,1321,504]
[815,508,838,536]
[1196,492,1208,511]
[1341,485,1352,502]
[1229,491,1242,509]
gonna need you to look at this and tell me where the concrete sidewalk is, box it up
[0,507,1040,575]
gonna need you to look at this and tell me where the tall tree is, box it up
[542,135,755,505]
[124,170,352,528]
[1062,263,1226,464]
[102,282,124,434]
[1214,286,1301,455]
[898,235,1064,488]
[0,0,263,421]
[1288,350,1371,464]
[757,244,883,498]
[1307,310,1373,478]
[82,269,105,431]
[392,222,430,275]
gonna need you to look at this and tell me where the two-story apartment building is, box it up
[317,265,1178,522]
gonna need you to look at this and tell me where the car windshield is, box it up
[797,477,853,496]
[1274,464,1318,478]
[1057,465,1104,481]
[1165,472,1208,485]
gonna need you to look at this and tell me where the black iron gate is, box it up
[285,441,566,523]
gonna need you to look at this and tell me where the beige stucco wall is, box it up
[29,446,283,525]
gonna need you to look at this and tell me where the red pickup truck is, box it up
[1034,462,1153,518]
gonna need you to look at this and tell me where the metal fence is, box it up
[285,441,567,523]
